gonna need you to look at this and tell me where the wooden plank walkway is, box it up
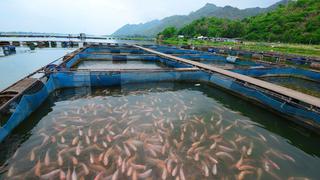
[3,78,38,94]
[0,78,38,108]
[134,45,320,108]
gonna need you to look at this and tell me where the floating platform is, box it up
[1,43,320,180]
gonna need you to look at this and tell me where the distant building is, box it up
[210,37,240,43]
[79,33,86,40]
[197,36,209,40]
[178,35,184,39]
[193,36,240,42]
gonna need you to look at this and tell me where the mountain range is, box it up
[112,0,289,37]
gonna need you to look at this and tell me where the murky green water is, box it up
[76,60,167,70]
[0,82,319,179]
[261,76,320,98]
[197,60,262,70]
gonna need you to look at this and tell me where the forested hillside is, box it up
[112,0,288,37]
[159,0,320,44]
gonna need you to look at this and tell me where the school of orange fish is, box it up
[0,88,310,180]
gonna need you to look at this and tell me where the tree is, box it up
[158,27,177,39]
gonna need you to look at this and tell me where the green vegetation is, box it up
[178,18,245,38]
[113,1,289,37]
[159,27,178,39]
[244,0,320,44]
[161,38,320,57]
[158,0,320,45]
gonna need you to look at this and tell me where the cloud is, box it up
[0,0,281,35]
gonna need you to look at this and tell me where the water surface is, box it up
[0,47,75,91]
[0,82,319,179]
[76,60,167,70]
[261,76,320,98]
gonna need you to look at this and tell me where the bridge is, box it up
[0,33,155,48]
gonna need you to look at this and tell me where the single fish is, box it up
[132,170,138,180]
[88,128,92,137]
[216,151,234,161]
[161,167,168,180]
[72,136,79,146]
[94,172,104,180]
[166,159,173,173]
[282,153,295,163]
[131,163,146,170]
[35,159,41,177]
[45,150,50,166]
[30,147,36,161]
[40,169,60,179]
[79,129,83,136]
[121,159,126,173]
[106,135,112,143]
[72,156,78,165]
[72,167,77,180]
[180,132,185,141]
[58,153,63,166]
[257,133,267,142]
[85,135,91,145]
[123,144,131,157]
[127,166,133,177]
[76,142,81,156]
[237,170,254,180]
[235,156,243,169]
[7,165,14,177]
[207,155,218,164]
[218,145,234,152]
[212,164,217,175]
[93,135,98,143]
[201,161,209,177]
[102,141,108,148]
[90,153,94,164]
[89,164,107,173]
[99,128,105,135]
[40,133,50,146]
[247,142,253,156]
[138,169,152,179]
[61,136,66,144]
[111,169,119,180]
[60,170,66,180]
[210,141,217,149]
[117,156,123,167]
[194,152,200,161]
[80,163,89,175]
[172,164,179,177]
[67,167,71,180]
[51,136,57,143]
[12,149,19,159]
[239,165,256,171]
[179,166,186,180]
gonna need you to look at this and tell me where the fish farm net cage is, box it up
[0,43,320,179]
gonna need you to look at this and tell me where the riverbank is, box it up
[160,38,320,58]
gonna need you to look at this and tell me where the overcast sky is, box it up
[0,0,281,35]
